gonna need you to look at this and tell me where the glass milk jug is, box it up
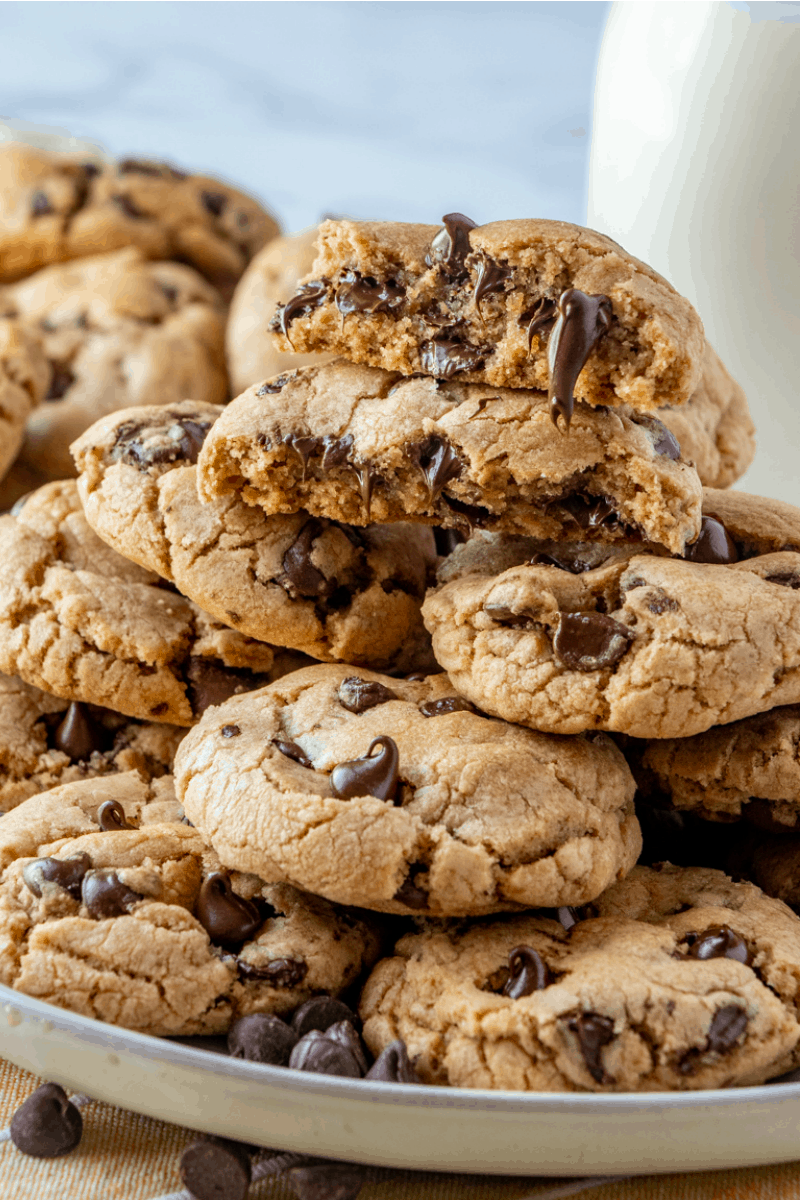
[588,1,800,502]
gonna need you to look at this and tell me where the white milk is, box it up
[588,1,800,502]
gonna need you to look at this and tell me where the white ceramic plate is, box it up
[3,983,800,1178]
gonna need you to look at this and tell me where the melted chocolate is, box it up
[52,702,108,762]
[393,863,428,909]
[256,372,294,396]
[683,925,750,964]
[236,958,308,987]
[81,869,143,919]
[185,658,268,717]
[566,1012,615,1083]
[196,872,263,949]
[561,493,620,533]
[97,800,135,832]
[335,270,405,315]
[473,257,512,313]
[679,1005,748,1073]
[420,337,485,379]
[276,281,328,341]
[419,696,475,717]
[330,736,400,802]
[282,518,329,597]
[553,612,634,672]
[633,414,681,460]
[406,435,464,504]
[337,677,397,713]
[525,297,558,348]
[321,433,354,470]
[483,603,535,629]
[111,415,212,469]
[22,853,91,901]
[273,740,312,768]
[348,459,376,517]
[502,946,552,998]
[546,289,613,430]
[684,516,740,565]
[427,212,477,274]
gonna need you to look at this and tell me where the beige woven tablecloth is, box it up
[2,1058,799,1200]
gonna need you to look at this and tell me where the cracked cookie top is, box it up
[196,358,703,555]
[360,865,800,1092]
[0,479,287,725]
[0,247,228,479]
[0,771,380,1036]
[173,663,640,917]
[423,489,800,739]
[269,216,705,413]
[72,401,437,673]
[0,143,279,298]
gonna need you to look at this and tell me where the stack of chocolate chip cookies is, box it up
[7,200,800,1104]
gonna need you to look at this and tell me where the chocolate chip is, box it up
[765,572,800,589]
[420,337,485,379]
[483,602,535,629]
[289,1029,364,1078]
[335,270,405,315]
[287,1160,366,1200]
[530,552,572,571]
[277,281,329,339]
[418,696,475,718]
[81,869,143,919]
[44,364,75,402]
[502,945,552,998]
[330,736,400,803]
[118,159,164,176]
[366,1040,419,1083]
[633,414,681,460]
[406,435,464,504]
[427,212,477,274]
[112,415,212,468]
[392,861,429,908]
[561,493,622,534]
[645,588,679,615]
[180,1137,252,1200]
[683,925,751,964]
[186,658,267,717]
[236,958,308,988]
[282,519,330,598]
[222,724,241,738]
[566,1012,615,1083]
[433,528,466,557]
[321,434,354,471]
[553,612,634,672]
[30,191,54,217]
[10,1083,83,1159]
[196,872,263,949]
[442,494,492,532]
[291,997,358,1037]
[256,372,294,396]
[273,739,313,769]
[684,515,740,565]
[337,677,397,714]
[22,853,91,901]
[111,193,147,219]
[325,1020,368,1074]
[52,702,108,762]
[201,190,227,217]
[524,297,558,347]
[546,289,613,430]
[679,1005,749,1074]
[97,799,135,832]
[227,1013,298,1065]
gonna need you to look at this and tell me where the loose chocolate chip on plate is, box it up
[502,945,552,999]
[546,289,613,430]
[553,612,634,672]
[427,212,478,274]
[330,736,400,802]
[419,696,475,717]
[366,1040,420,1083]
[325,1020,369,1074]
[566,1012,615,1083]
[683,925,751,964]
[180,1137,252,1200]
[273,739,313,769]
[227,1013,298,1065]
[10,1083,83,1159]
[22,853,91,901]
[291,997,359,1038]
[97,799,135,832]
[237,958,308,988]
[82,869,143,919]
[420,337,485,379]
[289,1030,364,1078]
[684,515,739,564]
[196,872,263,949]
[287,1160,366,1200]
[337,677,397,713]
[52,701,108,762]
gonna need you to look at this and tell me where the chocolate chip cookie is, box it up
[227,226,332,395]
[0,671,184,814]
[0,318,49,483]
[423,489,800,739]
[0,772,381,1035]
[269,215,705,419]
[196,359,703,555]
[0,143,279,298]
[173,663,640,916]
[0,480,287,726]
[73,401,437,672]
[360,865,800,1091]
[0,246,228,480]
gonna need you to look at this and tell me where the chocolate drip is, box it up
[349,460,376,518]
[545,289,613,430]
[427,212,478,275]
[566,1012,615,1083]
[525,297,558,348]
[330,736,400,802]
[52,702,108,762]
[553,612,634,672]
[196,872,263,949]
[337,677,397,713]
[684,515,739,565]
[683,925,750,964]
[276,281,328,342]
[273,739,312,768]
[502,946,552,998]
[407,435,464,505]
[97,800,135,832]
[473,257,512,314]
[81,869,143,919]
[22,853,91,901]
[419,696,475,717]
[285,434,322,481]
[335,270,404,315]
[420,337,485,379]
